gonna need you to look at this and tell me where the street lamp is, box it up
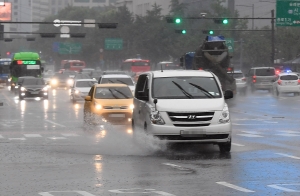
[236,4,254,30]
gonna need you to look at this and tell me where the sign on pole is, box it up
[276,0,300,26]
[84,19,95,28]
[58,43,82,54]
[105,38,123,50]
[225,38,234,53]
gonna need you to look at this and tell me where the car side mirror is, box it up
[85,96,92,101]
[224,90,233,100]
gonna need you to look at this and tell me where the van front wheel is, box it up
[218,139,231,153]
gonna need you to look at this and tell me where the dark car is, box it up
[50,73,73,89]
[14,76,36,94]
[19,78,48,100]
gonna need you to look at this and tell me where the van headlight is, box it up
[129,104,134,109]
[20,87,26,91]
[67,79,73,85]
[42,86,48,91]
[150,111,165,125]
[75,90,80,94]
[94,102,102,110]
[51,79,57,85]
[219,104,230,123]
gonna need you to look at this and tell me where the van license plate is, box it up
[180,130,206,135]
[31,92,39,94]
[109,114,125,118]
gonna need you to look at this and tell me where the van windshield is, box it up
[153,77,221,99]
[256,69,275,76]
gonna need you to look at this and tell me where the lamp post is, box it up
[236,4,254,29]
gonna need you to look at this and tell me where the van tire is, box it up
[218,139,231,153]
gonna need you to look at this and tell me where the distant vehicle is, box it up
[10,52,44,91]
[102,70,131,76]
[83,83,134,125]
[80,68,95,75]
[61,60,86,72]
[230,70,247,95]
[132,70,233,152]
[19,78,48,100]
[50,73,73,89]
[0,58,11,85]
[70,79,97,103]
[155,61,183,70]
[90,70,103,81]
[121,58,150,74]
[14,76,36,94]
[273,72,300,96]
[98,74,135,94]
[246,67,276,92]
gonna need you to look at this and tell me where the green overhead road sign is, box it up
[276,0,300,26]
[225,38,234,53]
[105,38,123,50]
[58,43,82,54]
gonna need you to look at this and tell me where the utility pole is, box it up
[240,39,244,69]
[252,4,254,30]
[271,9,275,65]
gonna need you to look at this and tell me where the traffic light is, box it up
[202,30,214,35]
[166,17,182,24]
[6,52,10,56]
[175,29,187,34]
[214,18,229,24]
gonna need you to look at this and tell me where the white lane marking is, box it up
[216,182,255,193]
[232,143,245,147]
[0,135,3,139]
[45,120,66,127]
[237,134,263,138]
[233,123,271,126]
[268,184,300,192]
[39,191,96,196]
[48,137,67,140]
[280,130,300,134]
[241,131,261,135]
[9,138,26,141]
[162,163,191,171]
[24,134,42,138]
[276,153,300,160]
[109,188,175,195]
[276,133,300,137]
[61,133,79,137]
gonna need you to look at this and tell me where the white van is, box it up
[132,70,233,152]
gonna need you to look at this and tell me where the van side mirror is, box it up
[85,96,92,101]
[224,90,233,99]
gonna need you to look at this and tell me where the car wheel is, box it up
[144,122,148,133]
[218,138,231,153]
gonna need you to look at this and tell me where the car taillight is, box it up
[252,75,256,79]
[298,79,300,85]
[278,80,282,85]
[242,77,246,81]
[252,79,256,83]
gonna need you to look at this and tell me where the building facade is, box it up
[68,0,117,8]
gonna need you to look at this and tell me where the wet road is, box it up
[1,87,300,196]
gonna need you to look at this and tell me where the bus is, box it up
[0,58,12,85]
[61,60,86,72]
[10,52,44,90]
[121,58,151,73]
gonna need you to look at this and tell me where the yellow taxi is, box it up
[84,83,134,125]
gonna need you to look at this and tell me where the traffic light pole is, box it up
[271,9,275,65]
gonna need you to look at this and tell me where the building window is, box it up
[14,5,18,9]
[74,0,90,2]
[93,0,106,2]
[14,0,18,3]
[52,0,56,3]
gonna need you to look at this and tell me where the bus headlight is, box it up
[67,79,73,85]
[20,87,26,91]
[8,78,11,82]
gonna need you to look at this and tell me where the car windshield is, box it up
[153,77,221,99]
[22,78,44,85]
[280,75,298,80]
[101,78,134,85]
[232,73,244,78]
[75,81,96,87]
[256,69,275,76]
[75,73,91,79]
[94,87,133,99]
[54,74,70,79]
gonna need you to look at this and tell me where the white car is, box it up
[132,70,233,152]
[98,74,135,94]
[273,72,300,96]
[70,79,97,103]
[228,70,247,95]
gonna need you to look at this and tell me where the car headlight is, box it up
[51,79,57,85]
[219,104,230,123]
[15,86,19,89]
[20,87,26,91]
[75,90,80,94]
[42,86,48,91]
[150,111,165,125]
[67,79,73,85]
[8,78,11,82]
[94,102,102,110]
[129,104,134,109]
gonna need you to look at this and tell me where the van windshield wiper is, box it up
[108,89,120,99]
[188,82,215,98]
[111,88,129,99]
[116,79,128,85]
[172,81,193,99]
[108,79,115,83]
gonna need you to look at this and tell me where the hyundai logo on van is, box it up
[187,115,196,119]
